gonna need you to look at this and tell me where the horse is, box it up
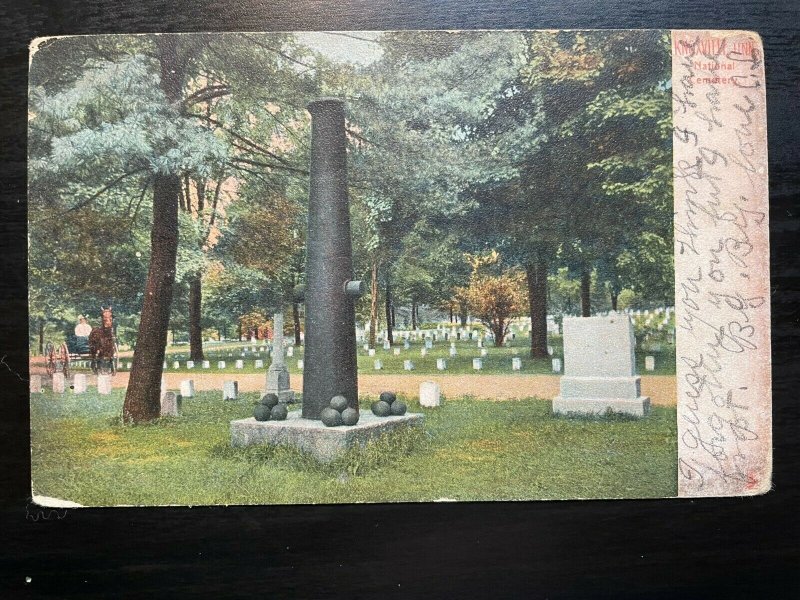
[89,306,116,374]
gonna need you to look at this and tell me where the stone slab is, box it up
[72,373,88,394]
[552,396,651,418]
[559,376,641,400]
[180,379,195,398]
[562,315,636,377]
[223,380,238,400]
[30,374,42,394]
[230,410,424,462]
[52,373,65,394]
[419,381,442,407]
[161,391,181,417]
[97,374,112,395]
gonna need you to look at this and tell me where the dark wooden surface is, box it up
[1,1,797,597]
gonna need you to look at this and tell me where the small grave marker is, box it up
[217,361,226,369]
[374,359,383,370]
[512,357,522,371]
[235,359,244,369]
[472,358,483,370]
[97,374,112,395]
[52,373,66,394]
[645,356,655,371]
[161,391,181,417]
[437,358,447,371]
[552,358,562,372]
[403,360,414,371]
[180,379,195,398]
[73,373,87,394]
[223,381,238,400]
[420,381,442,407]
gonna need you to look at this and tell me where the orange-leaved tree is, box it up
[459,251,528,347]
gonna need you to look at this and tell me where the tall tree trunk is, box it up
[292,301,302,346]
[581,269,591,317]
[459,304,467,327]
[610,289,619,311]
[525,255,549,359]
[411,299,417,330]
[122,37,183,424]
[368,260,379,348]
[391,304,395,328]
[385,280,393,345]
[123,175,180,423]
[188,275,204,360]
[38,318,44,355]
[237,319,242,341]
[493,319,506,347]
[449,304,454,324]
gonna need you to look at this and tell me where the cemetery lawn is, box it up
[31,389,677,506]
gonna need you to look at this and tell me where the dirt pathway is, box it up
[32,364,675,406]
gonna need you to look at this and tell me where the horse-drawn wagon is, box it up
[45,307,118,378]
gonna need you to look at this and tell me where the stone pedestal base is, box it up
[552,396,651,417]
[230,410,424,462]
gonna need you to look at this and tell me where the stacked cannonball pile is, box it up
[371,391,407,417]
[253,393,288,421]
[321,395,360,427]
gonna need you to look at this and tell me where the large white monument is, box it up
[552,315,650,417]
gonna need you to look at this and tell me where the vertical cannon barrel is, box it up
[302,98,364,419]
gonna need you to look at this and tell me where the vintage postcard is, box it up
[27,30,770,506]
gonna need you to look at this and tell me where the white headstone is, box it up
[186,360,194,369]
[425,339,433,350]
[97,374,112,395]
[126,362,132,369]
[255,359,264,369]
[287,346,294,357]
[645,356,655,371]
[419,381,442,407]
[512,357,522,371]
[472,358,483,370]
[477,340,483,348]
[393,348,401,356]
[404,341,410,350]
[553,316,649,417]
[202,360,210,369]
[235,359,244,369]
[374,359,383,370]
[403,360,414,371]
[30,375,42,394]
[363,344,370,351]
[72,373,87,394]
[297,359,304,370]
[52,372,66,394]
[163,361,167,369]
[383,340,391,350]
[223,380,238,400]
[420,348,427,357]
[368,348,376,357]
[180,379,195,398]
[480,348,488,357]
[552,358,562,373]
[161,391,181,417]
[449,347,457,357]
[547,345,554,356]
[217,361,226,369]
[436,358,447,371]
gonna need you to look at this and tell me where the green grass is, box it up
[31,388,677,506]
[99,334,676,377]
